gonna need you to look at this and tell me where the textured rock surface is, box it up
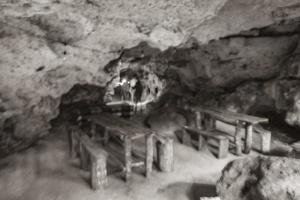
[1,1,300,156]
[217,156,300,200]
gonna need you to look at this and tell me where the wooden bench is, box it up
[192,107,269,155]
[154,134,174,172]
[183,126,229,158]
[80,135,108,190]
[68,126,108,190]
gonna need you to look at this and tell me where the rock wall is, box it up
[1,1,300,156]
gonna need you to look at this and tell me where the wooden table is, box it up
[87,113,154,181]
[193,107,269,154]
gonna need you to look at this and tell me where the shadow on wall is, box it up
[158,182,217,200]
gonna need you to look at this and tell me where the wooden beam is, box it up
[234,121,243,156]
[90,153,108,190]
[156,135,174,172]
[124,136,132,181]
[146,133,154,178]
[244,123,253,154]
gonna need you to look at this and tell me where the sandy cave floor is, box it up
[0,123,258,200]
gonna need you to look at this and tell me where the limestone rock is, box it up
[216,156,300,200]
[1,0,300,156]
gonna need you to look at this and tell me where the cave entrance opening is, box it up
[104,61,165,115]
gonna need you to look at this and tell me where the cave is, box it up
[1,1,300,200]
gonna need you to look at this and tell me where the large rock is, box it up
[216,156,300,200]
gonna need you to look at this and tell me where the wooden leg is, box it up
[91,156,108,190]
[244,124,253,154]
[146,134,154,178]
[261,131,271,153]
[195,111,202,130]
[182,129,192,146]
[218,138,229,158]
[208,117,216,130]
[124,136,132,181]
[80,144,89,170]
[103,128,109,146]
[204,114,213,130]
[235,121,243,156]
[68,128,76,158]
[157,138,174,172]
[211,118,216,129]
[198,135,205,151]
[91,123,96,139]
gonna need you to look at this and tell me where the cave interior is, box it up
[1,1,300,200]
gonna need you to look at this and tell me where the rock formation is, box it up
[216,156,300,200]
[1,0,300,156]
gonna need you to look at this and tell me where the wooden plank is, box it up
[81,135,108,160]
[218,138,229,158]
[194,107,268,125]
[155,134,174,172]
[195,111,202,129]
[146,134,154,177]
[90,153,108,190]
[244,123,253,154]
[234,121,243,156]
[87,113,152,139]
[184,126,228,141]
[124,136,132,181]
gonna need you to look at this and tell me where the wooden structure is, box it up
[87,113,155,181]
[154,134,174,172]
[104,101,134,118]
[80,135,108,190]
[68,127,108,190]
[193,107,269,155]
[181,107,270,157]
[183,126,229,158]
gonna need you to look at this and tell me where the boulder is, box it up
[217,156,300,200]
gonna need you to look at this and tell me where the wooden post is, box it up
[235,121,243,156]
[195,112,205,150]
[244,123,253,154]
[182,127,192,146]
[198,134,205,151]
[156,137,174,172]
[195,111,202,129]
[211,118,216,129]
[146,133,154,178]
[103,128,109,145]
[80,144,90,170]
[203,114,208,130]
[68,127,77,158]
[218,138,229,158]
[124,136,132,181]
[90,154,108,190]
[91,123,96,139]
[261,131,271,153]
[204,114,214,130]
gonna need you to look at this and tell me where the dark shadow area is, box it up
[158,182,217,200]
[255,110,300,144]
[188,183,217,200]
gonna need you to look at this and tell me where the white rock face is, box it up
[1,0,300,155]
